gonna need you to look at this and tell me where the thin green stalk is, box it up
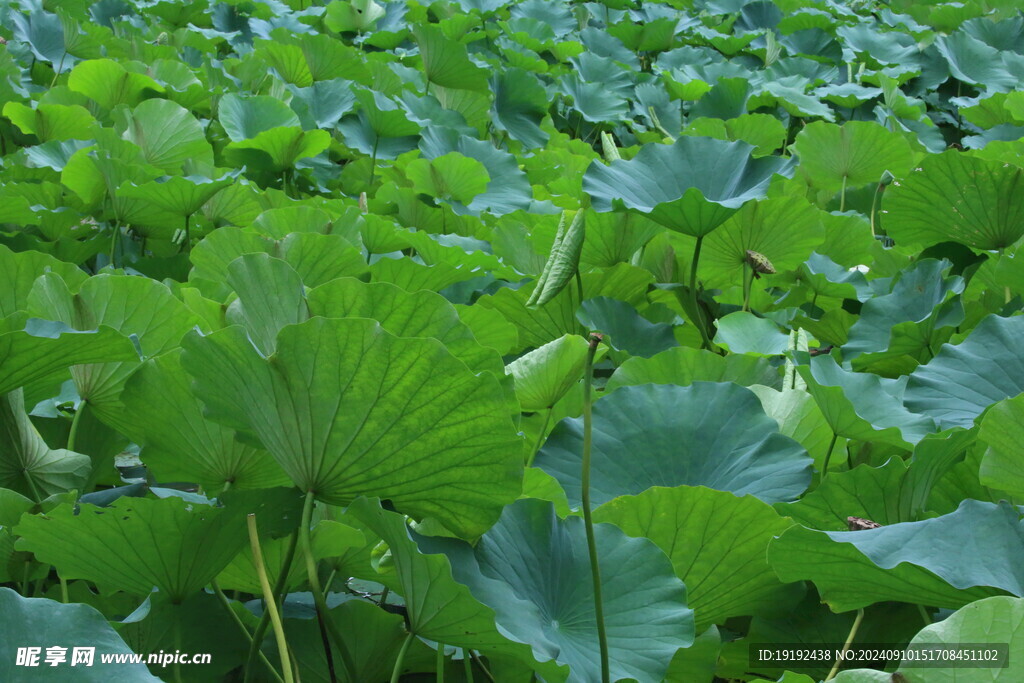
[300,491,358,683]
[59,576,68,604]
[248,514,295,683]
[581,334,610,683]
[527,407,553,466]
[436,642,445,683]
[826,609,864,680]
[689,236,713,350]
[839,174,847,212]
[821,432,839,477]
[66,401,86,452]
[742,263,754,312]
[389,632,415,683]
[25,474,43,505]
[245,529,299,682]
[211,579,285,683]
[462,649,474,683]
[368,138,380,187]
[109,221,121,268]
[917,604,931,626]
[50,51,67,88]
[469,650,496,683]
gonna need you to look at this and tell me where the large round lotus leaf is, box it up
[700,196,825,288]
[26,273,199,434]
[583,137,796,236]
[181,317,522,538]
[537,383,812,508]
[767,499,1021,613]
[798,355,936,450]
[791,121,916,193]
[14,497,256,603]
[606,345,779,392]
[904,314,1024,430]
[0,588,158,682]
[346,497,562,680]
[415,498,694,683]
[891,596,1024,683]
[978,393,1024,499]
[883,152,1024,250]
[119,351,288,492]
[595,486,800,630]
[0,388,90,500]
[122,98,213,173]
[506,334,593,411]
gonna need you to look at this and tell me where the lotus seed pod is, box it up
[745,249,776,276]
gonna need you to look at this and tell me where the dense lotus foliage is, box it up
[1,0,1023,680]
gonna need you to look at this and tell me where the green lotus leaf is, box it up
[117,175,234,219]
[218,93,301,143]
[883,152,1024,250]
[890,596,1024,683]
[61,133,163,209]
[225,254,308,356]
[9,8,80,73]
[369,257,479,294]
[413,24,490,91]
[774,458,915,531]
[576,297,680,358]
[119,350,288,492]
[2,102,97,142]
[0,388,90,501]
[325,0,386,34]
[748,386,839,471]
[66,59,164,110]
[15,496,255,603]
[904,314,1024,429]
[714,312,790,356]
[336,89,421,160]
[289,78,357,129]
[580,211,663,269]
[506,334,592,412]
[936,32,1018,92]
[606,345,779,392]
[798,355,936,450]
[767,499,1020,612]
[223,127,331,174]
[347,498,559,677]
[307,277,505,379]
[27,273,199,434]
[595,486,800,630]
[415,498,694,683]
[978,393,1024,500]
[0,588,158,682]
[538,383,812,508]
[405,152,490,204]
[583,137,796,236]
[0,320,138,397]
[792,121,916,194]
[181,318,522,538]
[844,259,964,375]
[122,98,212,173]
[491,67,550,149]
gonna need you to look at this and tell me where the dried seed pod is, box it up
[744,250,776,278]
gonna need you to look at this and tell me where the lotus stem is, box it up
[689,235,713,350]
[581,333,610,683]
[211,578,285,683]
[839,174,847,212]
[244,528,299,682]
[300,491,358,682]
[67,402,86,452]
[527,407,553,466]
[821,432,839,478]
[826,608,864,680]
[462,648,474,682]
[436,642,445,682]
[248,514,294,683]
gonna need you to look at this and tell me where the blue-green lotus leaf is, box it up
[583,137,796,236]
[538,382,812,508]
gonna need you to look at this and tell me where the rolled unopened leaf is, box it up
[527,210,586,308]
[600,132,620,163]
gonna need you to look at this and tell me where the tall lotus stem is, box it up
[581,333,610,683]
[247,514,293,683]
